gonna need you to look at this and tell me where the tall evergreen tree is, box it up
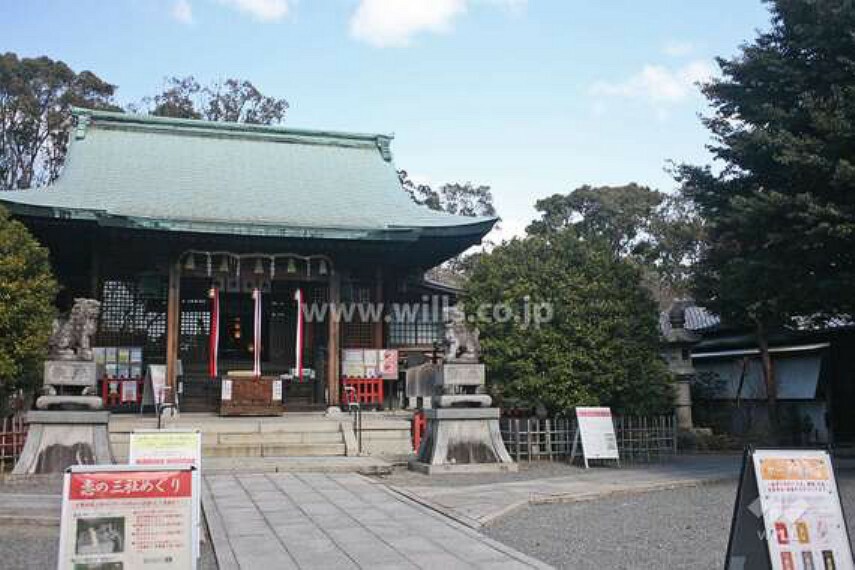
[677,0,855,427]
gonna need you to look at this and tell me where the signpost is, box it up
[571,406,620,468]
[129,429,202,560]
[58,464,197,570]
[726,448,854,570]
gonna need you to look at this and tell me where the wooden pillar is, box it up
[326,271,341,406]
[165,260,181,401]
[372,267,384,348]
[90,237,101,299]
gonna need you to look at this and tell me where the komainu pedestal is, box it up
[410,407,516,474]
[12,411,113,475]
[409,307,517,474]
[13,298,114,475]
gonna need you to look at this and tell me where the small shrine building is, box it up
[1,108,496,412]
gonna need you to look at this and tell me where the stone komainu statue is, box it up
[49,298,101,361]
[442,306,480,362]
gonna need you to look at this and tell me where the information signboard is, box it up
[726,448,854,570]
[571,407,620,468]
[58,464,197,570]
[141,364,167,408]
[129,430,203,560]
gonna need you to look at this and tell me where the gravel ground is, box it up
[484,472,855,570]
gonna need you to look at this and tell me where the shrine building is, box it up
[1,107,496,412]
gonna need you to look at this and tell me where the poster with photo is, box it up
[752,449,854,570]
[130,348,143,364]
[120,381,137,403]
[58,465,196,570]
[117,348,130,364]
[381,349,399,379]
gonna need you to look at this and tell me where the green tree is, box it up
[528,183,703,305]
[464,231,672,414]
[0,206,57,409]
[136,76,289,124]
[527,183,663,255]
[0,52,119,189]
[398,170,496,217]
[677,0,855,428]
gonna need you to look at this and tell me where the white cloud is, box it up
[219,0,289,22]
[662,40,694,57]
[171,0,193,24]
[590,59,714,104]
[349,0,526,48]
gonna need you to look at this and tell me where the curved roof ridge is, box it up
[72,107,393,147]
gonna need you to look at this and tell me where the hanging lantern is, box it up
[253,258,264,275]
[318,259,328,275]
[206,253,212,277]
[218,256,229,273]
[287,258,296,273]
[270,258,276,279]
[184,254,196,271]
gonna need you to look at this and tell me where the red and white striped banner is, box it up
[294,288,304,381]
[252,288,262,377]
[208,287,220,379]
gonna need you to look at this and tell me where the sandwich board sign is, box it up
[726,448,854,570]
[570,407,620,468]
[129,429,202,560]
[58,464,197,570]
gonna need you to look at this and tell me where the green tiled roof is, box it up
[1,108,496,242]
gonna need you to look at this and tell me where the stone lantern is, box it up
[662,300,700,431]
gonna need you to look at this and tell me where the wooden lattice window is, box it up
[96,278,167,354]
[342,281,374,348]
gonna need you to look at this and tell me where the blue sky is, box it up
[2,0,772,239]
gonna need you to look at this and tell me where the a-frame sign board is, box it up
[726,447,854,570]
[569,407,620,469]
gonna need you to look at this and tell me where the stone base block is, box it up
[410,407,516,475]
[408,460,518,474]
[12,411,114,475]
[35,395,103,410]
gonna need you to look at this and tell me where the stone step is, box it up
[201,442,346,458]
[202,455,393,475]
[216,431,344,445]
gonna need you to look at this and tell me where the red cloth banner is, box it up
[252,288,262,377]
[208,287,220,379]
[294,288,304,381]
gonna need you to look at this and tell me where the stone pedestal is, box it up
[12,411,114,475]
[409,408,518,474]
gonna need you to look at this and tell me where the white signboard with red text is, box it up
[573,407,620,468]
[58,464,197,570]
[129,429,202,559]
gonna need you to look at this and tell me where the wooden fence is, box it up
[0,414,27,474]
[500,414,677,463]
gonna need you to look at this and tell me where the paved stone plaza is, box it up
[202,472,552,569]
[386,455,740,527]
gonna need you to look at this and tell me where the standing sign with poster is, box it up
[58,464,197,570]
[129,429,203,559]
[726,448,853,570]
[570,407,620,468]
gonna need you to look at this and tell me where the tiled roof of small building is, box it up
[0,108,496,241]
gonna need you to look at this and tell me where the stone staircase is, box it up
[109,413,353,463]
